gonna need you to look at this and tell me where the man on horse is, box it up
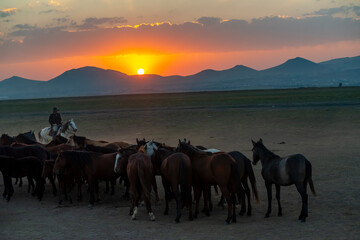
[49,107,62,137]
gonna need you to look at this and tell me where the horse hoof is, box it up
[88,204,94,208]
[247,212,252,216]
[224,220,231,225]
[264,214,270,218]
[175,218,180,223]
[189,216,193,221]
[239,212,244,216]
[58,201,62,205]
[278,212,282,217]
[164,210,169,215]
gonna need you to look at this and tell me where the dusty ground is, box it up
[1,104,360,239]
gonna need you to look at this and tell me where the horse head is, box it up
[251,139,263,165]
[68,119,78,132]
[53,152,67,175]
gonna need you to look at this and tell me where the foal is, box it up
[252,139,316,222]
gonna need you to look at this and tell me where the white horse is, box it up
[139,140,158,157]
[38,119,78,144]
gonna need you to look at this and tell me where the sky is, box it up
[0,0,359,80]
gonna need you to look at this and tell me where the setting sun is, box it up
[137,68,145,75]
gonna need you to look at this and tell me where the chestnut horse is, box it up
[252,139,316,222]
[177,140,242,224]
[126,153,156,221]
[154,148,193,222]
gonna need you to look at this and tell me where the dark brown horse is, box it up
[45,135,68,148]
[0,155,45,201]
[155,148,193,223]
[15,133,38,145]
[53,150,120,207]
[68,135,130,151]
[177,140,242,224]
[252,139,316,222]
[126,153,156,221]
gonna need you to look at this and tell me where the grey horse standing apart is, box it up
[251,139,316,222]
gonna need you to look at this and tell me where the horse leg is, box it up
[172,182,182,223]
[48,175,57,196]
[104,181,109,194]
[193,185,201,219]
[95,181,100,202]
[88,179,95,208]
[242,178,251,216]
[237,183,246,216]
[6,177,15,202]
[152,175,160,203]
[265,181,272,218]
[161,178,170,215]
[275,184,282,216]
[295,182,308,222]
[208,186,213,211]
[58,177,64,204]
[27,176,34,193]
[218,184,233,224]
[130,185,139,219]
[77,177,82,201]
[202,185,210,216]
[218,195,225,208]
[37,178,45,201]
[123,175,130,199]
[231,192,237,223]
[111,179,115,195]
[188,184,193,221]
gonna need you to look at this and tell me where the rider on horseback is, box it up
[49,107,62,136]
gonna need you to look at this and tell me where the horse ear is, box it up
[251,139,256,146]
[188,141,191,145]
[136,138,139,144]
[178,139,181,144]
[259,138,263,143]
[144,145,148,150]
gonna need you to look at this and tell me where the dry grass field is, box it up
[1,88,359,239]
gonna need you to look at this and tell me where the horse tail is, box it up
[138,160,151,201]
[231,159,243,204]
[179,157,189,206]
[246,159,260,204]
[305,160,316,196]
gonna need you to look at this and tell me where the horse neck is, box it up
[61,122,69,133]
[258,145,279,166]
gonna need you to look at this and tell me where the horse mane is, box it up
[258,142,280,160]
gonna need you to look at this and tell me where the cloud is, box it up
[77,17,128,30]
[48,0,60,7]
[0,8,17,18]
[304,5,360,17]
[0,15,359,64]
[40,9,61,14]
[196,17,222,26]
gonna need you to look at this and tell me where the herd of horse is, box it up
[0,128,316,224]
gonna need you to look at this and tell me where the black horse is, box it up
[251,139,316,222]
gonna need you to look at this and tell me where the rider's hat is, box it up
[53,107,59,112]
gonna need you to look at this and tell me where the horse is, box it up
[68,135,130,151]
[45,135,68,148]
[138,140,162,202]
[54,150,120,207]
[38,119,78,144]
[126,153,156,221]
[251,139,316,222]
[154,147,193,222]
[0,134,16,146]
[114,147,138,198]
[15,132,38,145]
[0,155,45,201]
[177,140,242,224]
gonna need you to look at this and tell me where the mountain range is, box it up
[1,56,359,100]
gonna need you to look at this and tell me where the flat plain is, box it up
[1,87,359,240]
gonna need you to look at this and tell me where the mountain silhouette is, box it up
[1,56,359,100]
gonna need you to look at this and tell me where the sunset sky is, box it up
[0,0,359,80]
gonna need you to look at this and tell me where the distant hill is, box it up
[1,56,359,100]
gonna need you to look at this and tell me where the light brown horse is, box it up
[177,140,242,224]
[126,153,156,221]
